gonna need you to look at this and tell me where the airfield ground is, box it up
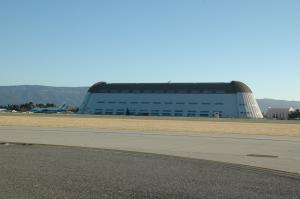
[0,113,299,197]
[0,113,300,136]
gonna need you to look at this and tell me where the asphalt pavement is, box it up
[0,143,299,199]
[0,126,299,173]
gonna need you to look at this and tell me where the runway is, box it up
[0,126,300,174]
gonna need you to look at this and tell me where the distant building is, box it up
[79,81,263,119]
[266,107,295,120]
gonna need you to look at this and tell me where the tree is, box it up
[289,109,300,120]
[46,103,55,107]
[36,103,45,108]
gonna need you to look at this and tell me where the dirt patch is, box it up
[0,114,300,136]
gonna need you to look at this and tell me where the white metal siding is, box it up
[79,92,262,118]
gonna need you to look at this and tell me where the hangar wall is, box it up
[79,81,263,119]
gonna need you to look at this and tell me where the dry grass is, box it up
[0,114,300,137]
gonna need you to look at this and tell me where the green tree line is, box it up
[289,109,300,120]
[0,102,78,113]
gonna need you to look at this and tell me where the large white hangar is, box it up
[79,81,263,119]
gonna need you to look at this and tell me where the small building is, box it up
[266,107,295,120]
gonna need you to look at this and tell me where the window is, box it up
[166,90,175,93]
[203,90,212,94]
[154,90,163,93]
[189,102,198,105]
[141,102,150,104]
[97,101,105,104]
[150,110,160,116]
[127,109,136,115]
[214,103,224,105]
[130,102,138,104]
[138,113,149,116]
[213,111,223,114]
[176,102,185,105]
[153,102,161,104]
[162,113,171,116]
[200,111,210,113]
[202,102,210,105]
[95,109,103,115]
[138,110,149,116]
[190,90,200,93]
[162,110,171,116]
[116,109,124,115]
[200,114,209,117]
[174,113,183,116]
[187,110,196,116]
[240,111,249,114]
[150,113,159,116]
[164,102,173,105]
[118,101,127,104]
[132,90,140,93]
[216,90,225,94]
[108,101,116,104]
[105,109,113,114]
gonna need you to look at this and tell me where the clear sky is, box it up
[0,0,299,100]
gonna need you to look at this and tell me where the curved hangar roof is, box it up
[88,81,252,94]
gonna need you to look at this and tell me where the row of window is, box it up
[97,101,224,105]
[240,111,251,114]
[95,90,226,94]
[94,108,223,117]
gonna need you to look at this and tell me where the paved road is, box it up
[0,143,299,199]
[0,126,300,173]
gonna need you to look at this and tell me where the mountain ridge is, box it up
[0,85,299,112]
[0,85,88,107]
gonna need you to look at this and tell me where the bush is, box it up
[289,109,300,120]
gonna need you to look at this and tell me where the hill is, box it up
[0,85,299,111]
[0,85,88,107]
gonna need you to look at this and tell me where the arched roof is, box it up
[88,81,252,94]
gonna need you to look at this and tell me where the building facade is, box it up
[79,81,263,119]
[265,107,295,120]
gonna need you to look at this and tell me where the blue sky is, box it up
[0,0,299,100]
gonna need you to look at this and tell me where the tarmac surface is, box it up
[0,143,299,199]
[0,126,299,173]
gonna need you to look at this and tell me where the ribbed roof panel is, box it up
[88,81,252,94]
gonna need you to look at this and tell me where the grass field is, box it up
[0,113,300,137]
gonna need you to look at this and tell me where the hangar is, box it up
[79,81,263,118]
